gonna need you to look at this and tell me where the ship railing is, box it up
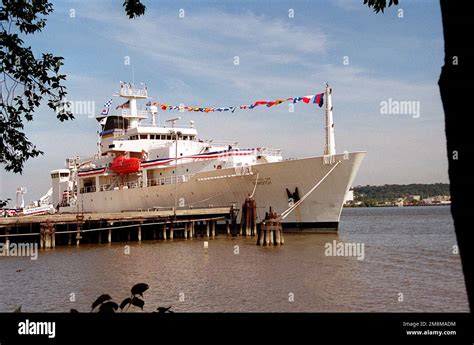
[206,140,239,147]
[108,181,142,190]
[146,173,194,187]
[119,86,147,98]
[259,148,282,156]
[82,173,194,193]
[120,109,148,117]
[99,184,111,192]
[80,186,96,193]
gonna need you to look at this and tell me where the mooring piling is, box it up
[138,222,142,242]
[240,196,257,237]
[257,206,284,246]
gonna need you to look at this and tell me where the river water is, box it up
[0,206,469,312]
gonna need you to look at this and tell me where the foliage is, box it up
[0,198,10,208]
[68,283,174,313]
[363,0,399,13]
[123,0,146,19]
[353,183,450,203]
[1,0,72,174]
[0,0,146,206]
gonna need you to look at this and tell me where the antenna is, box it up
[166,117,181,128]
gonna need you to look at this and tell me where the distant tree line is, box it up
[353,183,450,205]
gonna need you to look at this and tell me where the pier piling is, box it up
[257,207,284,246]
[240,196,257,237]
[4,227,10,249]
[52,224,56,248]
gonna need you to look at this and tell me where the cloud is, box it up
[78,6,327,83]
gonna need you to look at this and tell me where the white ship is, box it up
[50,82,365,231]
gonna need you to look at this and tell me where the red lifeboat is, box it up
[110,156,141,174]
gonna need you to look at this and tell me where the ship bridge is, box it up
[96,82,201,156]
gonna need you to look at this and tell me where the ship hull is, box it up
[73,151,365,232]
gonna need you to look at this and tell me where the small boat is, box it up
[110,156,141,175]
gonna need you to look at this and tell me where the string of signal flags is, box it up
[143,92,324,113]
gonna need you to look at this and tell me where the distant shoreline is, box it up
[344,203,451,208]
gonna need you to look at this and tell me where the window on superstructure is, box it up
[103,116,129,131]
[140,135,148,140]
[166,135,172,140]
[60,173,69,177]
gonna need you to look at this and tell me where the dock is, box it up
[0,206,240,249]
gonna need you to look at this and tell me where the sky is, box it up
[0,0,447,205]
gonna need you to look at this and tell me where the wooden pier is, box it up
[0,207,239,249]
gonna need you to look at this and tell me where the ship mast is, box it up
[324,83,336,156]
[118,82,148,129]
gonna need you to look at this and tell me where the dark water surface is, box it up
[0,206,468,312]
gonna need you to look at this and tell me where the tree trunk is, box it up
[439,0,474,312]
